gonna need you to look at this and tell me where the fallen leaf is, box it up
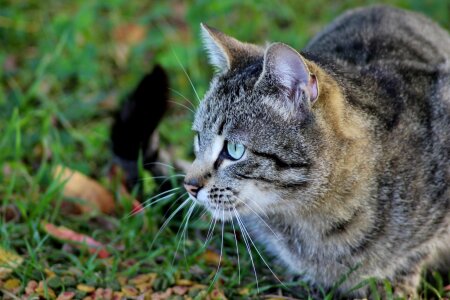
[129,273,156,285]
[121,285,138,297]
[172,285,188,295]
[0,247,23,279]
[151,288,172,300]
[36,280,57,299]
[209,288,227,300]
[76,283,95,293]
[25,280,38,295]
[3,278,20,292]
[53,165,115,214]
[175,279,194,286]
[42,222,110,258]
[56,291,76,300]
[201,249,221,265]
[113,23,146,45]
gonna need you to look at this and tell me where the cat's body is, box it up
[185,6,450,298]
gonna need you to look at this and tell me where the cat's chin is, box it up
[209,208,235,221]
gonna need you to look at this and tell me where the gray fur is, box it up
[185,5,450,298]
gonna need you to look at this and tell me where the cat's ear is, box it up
[257,43,319,107]
[200,23,262,73]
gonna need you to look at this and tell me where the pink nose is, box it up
[184,183,200,197]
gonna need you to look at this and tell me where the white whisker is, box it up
[204,208,218,247]
[209,208,225,290]
[151,196,191,247]
[171,48,201,103]
[143,161,176,169]
[233,196,280,240]
[172,200,196,265]
[169,88,196,109]
[169,100,195,113]
[141,187,181,206]
[230,214,241,284]
[233,207,259,293]
[234,209,286,288]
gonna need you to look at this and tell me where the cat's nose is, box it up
[183,178,203,197]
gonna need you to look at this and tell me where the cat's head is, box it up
[184,24,326,221]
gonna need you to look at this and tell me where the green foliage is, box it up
[0,0,449,298]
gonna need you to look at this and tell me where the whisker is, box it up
[171,48,201,103]
[172,200,196,265]
[240,195,269,218]
[182,202,196,267]
[233,207,259,293]
[234,209,286,288]
[233,196,280,240]
[150,196,191,248]
[204,211,218,247]
[139,174,186,181]
[124,189,179,219]
[230,214,241,284]
[141,187,181,206]
[209,208,225,291]
[143,161,176,169]
[169,88,196,109]
[169,100,195,113]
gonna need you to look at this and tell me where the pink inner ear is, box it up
[309,74,319,103]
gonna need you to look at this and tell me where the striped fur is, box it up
[185,6,450,298]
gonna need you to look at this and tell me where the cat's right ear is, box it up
[200,23,262,73]
[256,43,319,118]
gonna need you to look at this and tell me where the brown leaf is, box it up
[151,288,173,300]
[54,165,115,214]
[42,222,110,258]
[201,249,221,265]
[172,285,188,295]
[113,23,146,45]
[0,247,23,279]
[56,291,76,300]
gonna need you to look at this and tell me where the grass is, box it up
[1,0,449,299]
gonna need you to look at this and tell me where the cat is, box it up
[183,5,450,298]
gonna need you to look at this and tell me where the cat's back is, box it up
[305,5,450,66]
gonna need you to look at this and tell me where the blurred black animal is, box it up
[111,65,169,193]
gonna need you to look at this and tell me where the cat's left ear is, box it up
[257,43,319,107]
[200,23,262,73]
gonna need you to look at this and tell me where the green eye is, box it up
[226,141,246,160]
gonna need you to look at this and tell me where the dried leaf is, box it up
[3,278,20,291]
[151,288,173,300]
[113,23,146,45]
[53,165,115,214]
[172,285,188,295]
[56,291,76,300]
[175,279,194,286]
[201,249,221,265]
[36,281,57,299]
[121,285,138,297]
[42,222,110,258]
[0,247,23,279]
[129,273,156,285]
[209,288,227,300]
[76,284,95,293]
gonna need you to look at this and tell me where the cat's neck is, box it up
[302,61,377,231]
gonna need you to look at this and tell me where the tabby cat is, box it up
[183,5,450,298]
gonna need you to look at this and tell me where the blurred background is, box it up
[1,0,449,299]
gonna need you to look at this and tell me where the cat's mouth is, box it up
[191,189,245,221]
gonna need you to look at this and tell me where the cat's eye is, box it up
[226,141,245,160]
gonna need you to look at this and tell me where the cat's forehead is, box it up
[194,73,265,136]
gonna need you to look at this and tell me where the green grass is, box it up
[1,0,449,299]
